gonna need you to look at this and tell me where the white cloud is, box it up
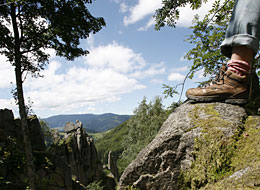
[0,55,15,88]
[176,0,216,27]
[25,63,146,112]
[0,38,165,115]
[0,98,17,112]
[194,69,205,80]
[123,0,217,28]
[180,56,187,62]
[168,72,185,81]
[138,17,156,31]
[120,2,128,13]
[44,48,56,58]
[150,79,163,84]
[123,0,162,26]
[85,41,146,73]
[174,66,189,72]
[86,34,95,49]
[130,62,165,78]
[21,42,166,113]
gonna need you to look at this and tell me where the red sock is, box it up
[227,60,251,76]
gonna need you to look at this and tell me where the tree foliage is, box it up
[0,1,105,189]
[155,0,210,30]
[156,0,260,109]
[156,0,235,80]
[184,0,234,79]
[39,120,53,146]
[118,96,170,174]
[95,97,181,176]
[86,181,104,190]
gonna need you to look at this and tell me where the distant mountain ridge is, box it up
[42,113,131,133]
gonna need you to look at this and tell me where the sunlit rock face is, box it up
[49,120,100,186]
[119,103,260,190]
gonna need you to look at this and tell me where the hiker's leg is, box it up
[221,0,260,59]
[221,0,260,76]
[186,0,260,103]
[231,46,254,64]
[226,46,254,76]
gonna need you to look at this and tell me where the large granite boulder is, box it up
[119,102,260,190]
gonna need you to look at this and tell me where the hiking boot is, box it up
[186,70,248,104]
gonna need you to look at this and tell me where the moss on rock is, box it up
[180,104,244,190]
[203,116,260,190]
[180,105,260,190]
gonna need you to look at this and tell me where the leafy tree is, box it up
[156,0,260,109]
[95,121,129,164]
[155,0,234,79]
[0,0,105,189]
[118,97,169,174]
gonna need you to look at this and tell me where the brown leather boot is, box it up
[186,70,248,104]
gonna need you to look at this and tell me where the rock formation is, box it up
[0,109,46,152]
[108,151,119,180]
[119,102,260,190]
[0,109,116,190]
[49,120,100,186]
[0,109,73,189]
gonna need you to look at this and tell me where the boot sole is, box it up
[225,98,247,105]
[187,95,247,105]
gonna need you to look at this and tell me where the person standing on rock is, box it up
[186,0,259,104]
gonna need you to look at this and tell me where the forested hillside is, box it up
[43,113,131,133]
[95,97,179,175]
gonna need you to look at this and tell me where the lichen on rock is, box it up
[119,102,259,190]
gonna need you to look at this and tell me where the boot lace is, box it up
[202,64,227,87]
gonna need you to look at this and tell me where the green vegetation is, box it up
[0,137,27,189]
[86,181,104,190]
[179,104,236,189]
[96,121,129,165]
[118,97,169,174]
[89,129,113,141]
[43,113,131,133]
[179,105,260,190]
[201,116,260,189]
[156,0,260,111]
[0,1,105,188]
[96,96,178,176]
[39,120,54,146]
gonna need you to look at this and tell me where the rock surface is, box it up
[119,102,260,190]
[0,109,116,190]
[49,120,100,186]
[108,151,119,180]
[0,109,46,151]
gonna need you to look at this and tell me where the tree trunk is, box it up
[11,4,36,190]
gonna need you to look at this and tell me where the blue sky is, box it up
[0,0,215,118]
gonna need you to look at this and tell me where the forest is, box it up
[0,0,260,189]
